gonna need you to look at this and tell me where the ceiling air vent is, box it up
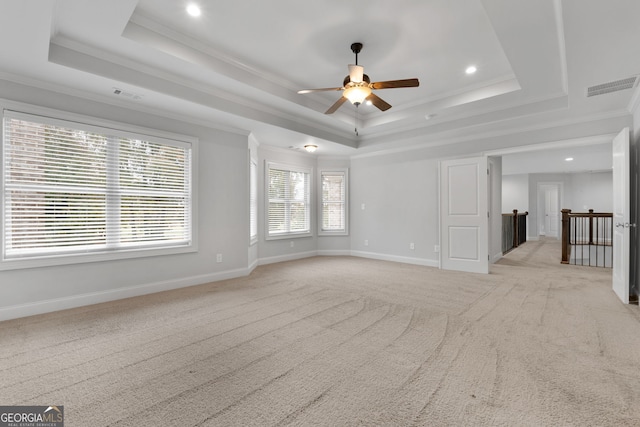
[586,76,638,97]
[112,87,143,101]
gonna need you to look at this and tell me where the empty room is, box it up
[1,1,640,426]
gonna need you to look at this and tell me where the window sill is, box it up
[0,244,197,271]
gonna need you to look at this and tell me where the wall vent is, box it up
[586,76,638,97]
[112,87,143,100]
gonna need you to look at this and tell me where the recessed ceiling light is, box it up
[565,157,574,162]
[186,3,201,17]
[465,65,477,75]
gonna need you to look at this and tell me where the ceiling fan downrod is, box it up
[351,42,363,65]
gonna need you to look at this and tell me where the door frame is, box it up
[537,182,562,239]
[439,156,489,274]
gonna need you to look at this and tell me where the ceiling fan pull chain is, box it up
[354,104,359,136]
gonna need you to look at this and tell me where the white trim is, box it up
[258,250,317,266]
[0,267,251,322]
[1,250,447,321]
[352,109,628,160]
[350,250,439,268]
[483,133,616,156]
[553,0,569,94]
[1,103,198,269]
[317,250,352,257]
[318,168,349,236]
[0,73,250,139]
[265,161,313,240]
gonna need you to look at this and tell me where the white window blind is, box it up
[249,159,258,242]
[267,163,311,238]
[320,170,347,234]
[2,111,192,261]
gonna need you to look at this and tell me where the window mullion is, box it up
[105,135,120,247]
[285,172,291,232]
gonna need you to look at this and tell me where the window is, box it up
[249,158,258,243]
[319,169,348,235]
[2,110,194,268]
[266,162,311,239]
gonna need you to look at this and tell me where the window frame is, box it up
[318,168,349,236]
[0,103,198,270]
[265,161,312,240]
[249,155,258,245]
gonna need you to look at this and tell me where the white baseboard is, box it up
[317,250,352,257]
[257,250,318,266]
[0,267,250,322]
[2,250,441,321]
[350,250,439,268]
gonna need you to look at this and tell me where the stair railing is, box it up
[561,209,613,267]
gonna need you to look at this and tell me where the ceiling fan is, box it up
[298,42,420,114]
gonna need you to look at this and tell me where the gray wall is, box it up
[0,82,250,319]
[1,78,636,319]
[349,152,440,266]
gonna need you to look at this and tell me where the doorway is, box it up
[537,183,561,239]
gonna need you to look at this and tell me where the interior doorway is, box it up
[538,183,561,238]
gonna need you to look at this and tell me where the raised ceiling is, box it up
[0,0,639,156]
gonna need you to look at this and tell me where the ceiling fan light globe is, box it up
[343,85,372,105]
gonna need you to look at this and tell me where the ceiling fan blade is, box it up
[370,78,420,90]
[348,64,364,83]
[325,96,348,114]
[298,87,342,94]
[366,93,392,111]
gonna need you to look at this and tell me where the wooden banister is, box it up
[561,208,613,267]
[561,209,571,264]
[502,210,529,254]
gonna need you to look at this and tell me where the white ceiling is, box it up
[0,0,639,162]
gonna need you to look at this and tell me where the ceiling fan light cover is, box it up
[348,64,364,83]
[343,85,372,105]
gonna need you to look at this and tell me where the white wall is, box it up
[567,171,613,212]
[502,174,529,214]
[489,156,503,262]
[0,82,251,320]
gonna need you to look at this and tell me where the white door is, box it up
[440,157,489,274]
[543,185,559,238]
[612,128,630,304]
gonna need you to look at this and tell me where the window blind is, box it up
[321,171,346,232]
[267,163,310,237]
[3,112,192,260]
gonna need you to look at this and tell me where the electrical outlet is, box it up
[216,253,222,263]
[290,241,295,248]
[434,245,440,253]
[361,203,366,210]
[364,239,369,246]
[410,242,415,250]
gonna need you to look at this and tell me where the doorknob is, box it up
[616,222,637,228]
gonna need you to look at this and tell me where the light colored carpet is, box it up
[1,238,640,426]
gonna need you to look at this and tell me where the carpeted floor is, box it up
[1,238,640,426]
